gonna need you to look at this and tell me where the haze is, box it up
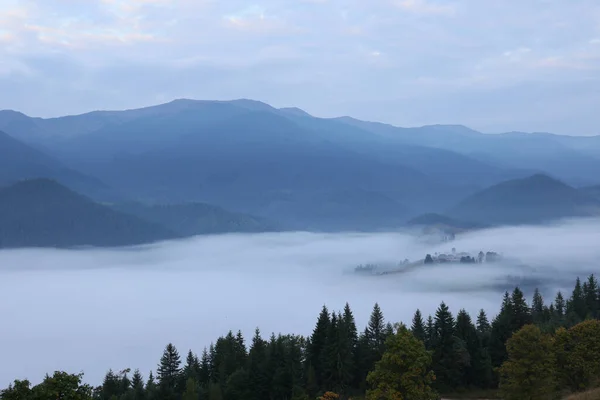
[1,218,599,387]
[1,0,599,134]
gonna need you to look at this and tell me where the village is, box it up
[354,248,503,276]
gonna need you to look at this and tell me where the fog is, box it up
[1,218,600,387]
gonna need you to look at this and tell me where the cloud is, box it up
[1,218,600,386]
[393,0,455,15]
[0,0,599,134]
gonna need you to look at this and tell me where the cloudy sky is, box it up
[1,0,599,134]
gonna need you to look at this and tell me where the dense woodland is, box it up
[3,275,600,400]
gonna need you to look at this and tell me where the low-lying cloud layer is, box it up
[1,218,599,386]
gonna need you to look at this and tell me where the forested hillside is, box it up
[3,274,599,400]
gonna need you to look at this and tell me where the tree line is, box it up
[2,274,600,400]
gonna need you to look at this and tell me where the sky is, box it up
[1,0,599,134]
[1,218,600,386]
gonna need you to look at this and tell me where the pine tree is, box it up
[365,303,386,357]
[337,304,358,394]
[308,305,330,389]
[199,348,211,387]
[183,350,200,383]
[510,287,531,331]
[567,277,587,322]
[323,312,340,391]
[248,328,269,400]
[455,309,480,388]
[145,372,157,400]
[489,292,513,367]
[584,274,599,318]
[531,288,545,324]
[411,309,426,343]
[476,309,490,336]
[157,343,182,400]
[425,315,436,350]
[432,302,463,391]
[131,369,146,400]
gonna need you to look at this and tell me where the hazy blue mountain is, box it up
[580,185,600,201]
[0,179,178,248]
[406,213,485,230]
[111,202,279,236]
[0,130,116,200]
[448,174,600,225]
[336,117,600,186]
[4,98,599,229]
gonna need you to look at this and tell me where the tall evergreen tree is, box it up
[476,309,490,336]
[130,370,146,400]
[432,302,463,391]
[145,372,157,400]
[337,304,358,394]
[183,350,201,383]
[365,303,386,357]
[531,288,545,324]
[584,274,599,318]
[425,315,436,350]
[567,277,587,322]
[510,287,532,331]
[248,328,270,400]
[308,305,330,389]
[157,343,182,400]
[489,292,513,367]
[411,309,426,343]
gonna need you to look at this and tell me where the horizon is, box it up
[1,0,599,136]
[2,96,599,138]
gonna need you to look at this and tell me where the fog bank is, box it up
[1,218,599,386]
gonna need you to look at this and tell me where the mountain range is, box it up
[1,99,600,247]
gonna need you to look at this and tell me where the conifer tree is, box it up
[411,309,426,343]
[183,350,200,383]
[425,315,436,350]
[567,277,587,322]
[157,343,182,400]
[432,302,463,390]
[308,305,331,389]
[489,292,513,367]
[365,303,386,358]
[199,348,211,387]
[248,328,269,400]
[337,304,358,393]
[145,372,157,400]
[531,288,545,324]
[584,274,599,318]
[455,309,479,387]
[131,369,146,400]
[476,309,491,336]
[510,287,531,331]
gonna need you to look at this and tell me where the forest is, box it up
[2,274,600,400]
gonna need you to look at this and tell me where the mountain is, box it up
[580,185,600,201]
[448,174,600,225]
[111,202,279,236]
[0,130,117,201]
[336,118,600,186]
[406,213,485,230]
[5,99,600,229]
[0,179,178,248]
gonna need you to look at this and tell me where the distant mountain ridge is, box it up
[3,99,600,232]
[111,202,278,236]
[448,174,600,225]
[0,179,178,248]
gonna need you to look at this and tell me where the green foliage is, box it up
[366,325,437,400]
[555,319,600,392]
[410,309,426,343]
[157,343,182,400]
[499,324,556,400]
